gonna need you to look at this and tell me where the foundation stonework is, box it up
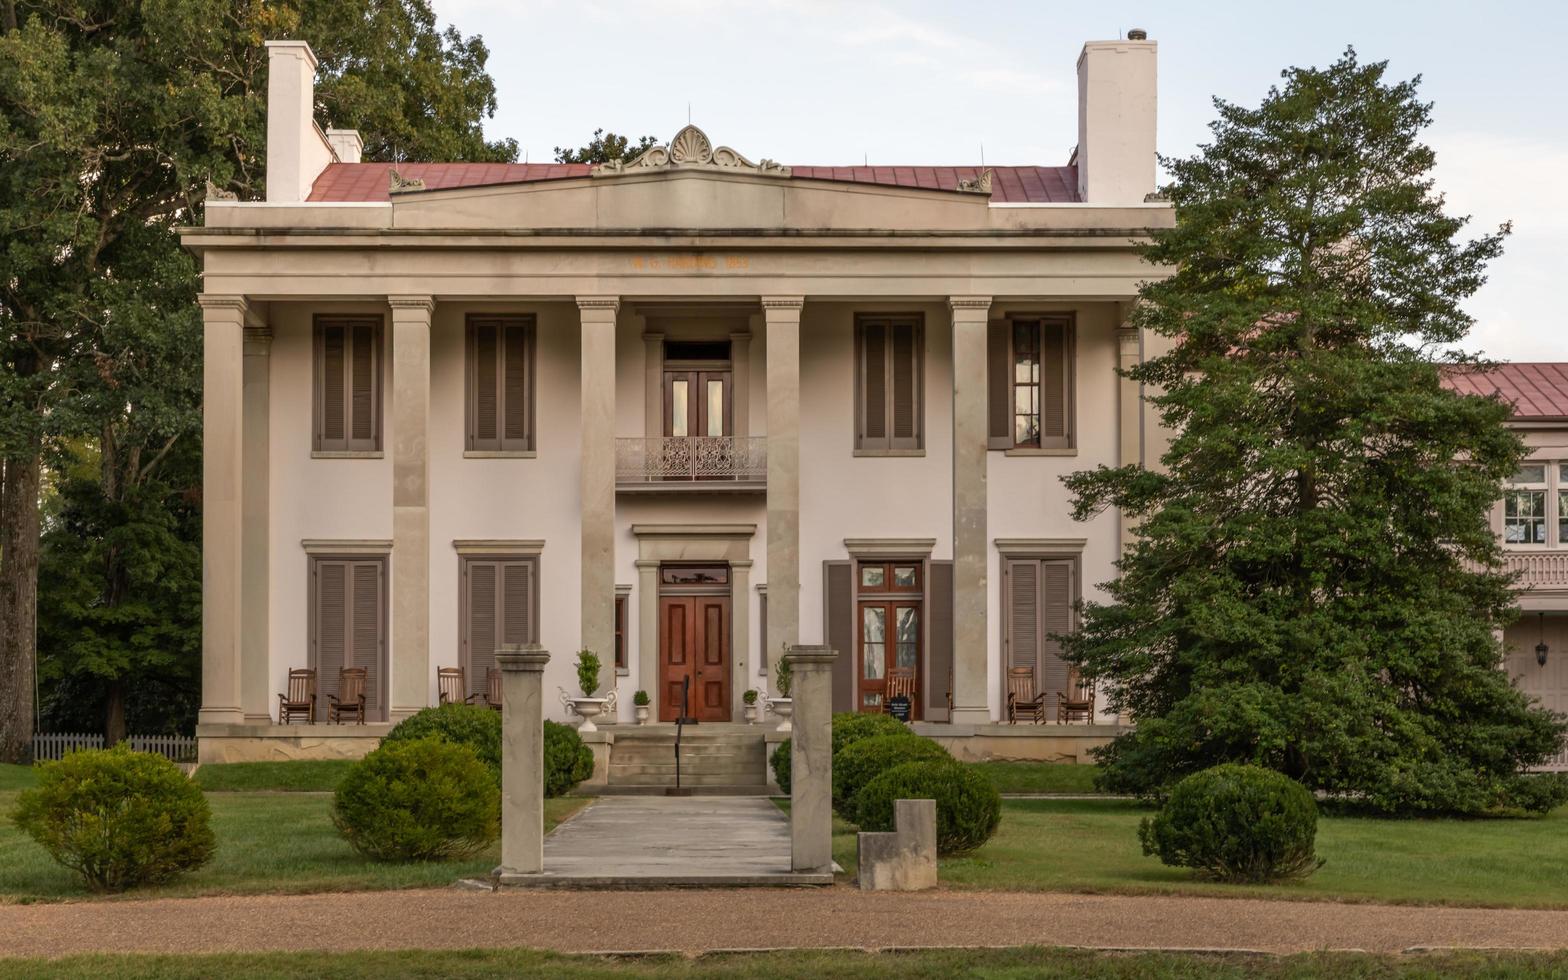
[857,798,938,891]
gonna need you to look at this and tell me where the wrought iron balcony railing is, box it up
[615,436,767,490]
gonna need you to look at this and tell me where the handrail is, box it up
[615,436,767,485]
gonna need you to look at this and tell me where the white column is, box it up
[389,295,433,721]
[949,296,993,725]
[578,297,619,697]
[198,295,247,725]
[496,644,550,879]
[241,323,272,723]
[764,296,804,669]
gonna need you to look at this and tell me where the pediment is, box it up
[593,125,789,179]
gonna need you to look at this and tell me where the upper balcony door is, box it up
[664,364,732,439]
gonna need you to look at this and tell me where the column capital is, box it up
[641,330,665,342]
[783,645,838,668]
[387,295,435,314]
[197,294,249,316]
[1117,324,1140,353]
[576,295,620,314]
[947,295,993,315]
[242,327,274,355]
[761,295,805,311]
[496,644,551,673]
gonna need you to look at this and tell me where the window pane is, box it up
[671,380,688,437]
[1505,490,1547,544]
[1514,465,1547,484]
[1015,415,1040,446]
[1560,464,1568,485]
[896,607,919,670]
[893,566,917,588]
[706,380,724,437]
[1561,489,1567,544]
[861,565,885,589]
[862,606,886,680]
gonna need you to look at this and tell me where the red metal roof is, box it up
[1443,363,1568,420]
[305,162,1079,203]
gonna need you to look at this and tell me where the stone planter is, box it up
[569,697,609,733]
[765,696,793,733]
[743,702,760,725]
[635,704,650,725]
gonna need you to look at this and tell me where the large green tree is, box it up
[1065,50,1568,815]
[554,128,658,165]
[0,0,515,756]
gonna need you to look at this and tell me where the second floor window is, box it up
[314,316,382,453]
[855,315,923,452]
[466,315,535,453]
[1504,463,1568,546]
[990,315,1073,450]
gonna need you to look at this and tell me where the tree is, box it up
[0,0,516,757]
[1064,50,1568,815]
[554,128,658,165]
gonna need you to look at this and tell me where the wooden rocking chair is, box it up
[882,666,917,719]
[1058,671,1095,724]
[277,668,316,725]
[327,667,368,725]
[437,666,478,706]
[1006,666,1048,725]
[482,667,503,712]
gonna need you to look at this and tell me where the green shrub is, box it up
[1139,763,1324,883]
[384,703,501,784]
[543,720,595,797]
[854,759,1002,856]
[774,658,792,696]
[576,649,602,697]
[332,738,499,862]
[771,739,791,794]
[11,745,215,893]
[830,712,911,757]
[832,734,950,813]
[633,690,651,707]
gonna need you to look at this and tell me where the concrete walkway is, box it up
[492,796,831,887]
[5,888,1568,959]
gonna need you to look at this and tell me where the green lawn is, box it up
[0,763,587,903]
[972,760,1102,794]
[194,759,356,792]
[2,947,1566,979]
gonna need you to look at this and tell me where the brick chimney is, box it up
[264,41,354,201]
[1075,31,1158,205]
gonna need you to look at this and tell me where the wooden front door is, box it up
[659,594,731,722]
[855,561,923,717]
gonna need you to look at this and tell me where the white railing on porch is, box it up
[32,732,197,763]
[615,436,767,486]
[1503,552,1568,591]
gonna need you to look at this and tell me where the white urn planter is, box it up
[743,702,760,725]
[765,696,793,733]
[635,704,651,725]
[568,697,609,733]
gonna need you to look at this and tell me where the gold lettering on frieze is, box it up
[629,255,749,272]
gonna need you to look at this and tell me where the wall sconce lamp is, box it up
[1537,612,1550,668]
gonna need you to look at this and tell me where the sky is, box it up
[430,0,1567,362]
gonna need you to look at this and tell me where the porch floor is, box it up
[489,796,832,888]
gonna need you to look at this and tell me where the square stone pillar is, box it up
[1116,320,1142,551]
[241,324,273,723]
[787,644,837,873]
[577,297,619,698]
[496,644,550,879]
[949,296,993,725]
[198,295,248,725]
[389,295,434,721]
[763,297,804,672]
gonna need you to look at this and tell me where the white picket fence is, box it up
[32,732,197,763]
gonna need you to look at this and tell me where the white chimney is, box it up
[326,129,363,164]
[1075,31,1158,205]
[264,40,337,201]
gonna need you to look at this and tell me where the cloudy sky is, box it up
[431,0,1566,362]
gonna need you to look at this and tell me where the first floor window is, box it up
[310,556,386,720]
[461,557,538,700]
[1505,464,1549,544]
[1003,557,1075,714]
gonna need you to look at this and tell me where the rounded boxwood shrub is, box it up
[1139,763,1324,883]
[832,734,950,813]
[854,759,1002,856]
[333,737,500,862]
[543,720,595,798]
[11,744,215,893]
[830,712,911,758]
[771,738,791,794]
[384,703,501,783]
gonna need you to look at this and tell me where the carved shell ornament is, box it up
[593,125,791,179]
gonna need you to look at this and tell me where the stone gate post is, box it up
[786,645,837,873]
[495,643,550,880]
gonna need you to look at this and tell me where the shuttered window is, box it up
[855,315,923,452]
[310,557,386,719]
[466,315,535,453]
[1003,557,1075,714]
[461,557,538,700]
[988,315,1073,450]
[758,589,768,673]
[927,560,954,717]
[614,593,628,670]
[314,317,382,452]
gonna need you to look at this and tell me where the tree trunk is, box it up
[0,443,41,763]
[105,679,127,745]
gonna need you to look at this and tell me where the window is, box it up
[309,556,387,720]
[1560,465,1568,545]
[614,593,628,671]
[989,315,1073,450]
[1003,557,1075,715]
[314,316,382,452]
[1506,464,1549,545]
[855,315,923,452]
[856,560,923,714]
[466,315,535,453]
[460,557,539,700]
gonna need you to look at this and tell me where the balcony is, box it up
[615,436,767,492]
[1503,552,1568,592]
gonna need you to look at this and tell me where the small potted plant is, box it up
[568,649,610,732]
[742,688,760,724]
[633,689,651,725]
[765,657,793,732]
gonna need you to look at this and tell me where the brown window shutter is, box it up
[502,321,531,449]
[614,595,627,670]
[927,560,954,717]
[824,560,854,712]
[466,561,497,699]
[350,561,383,718]
[758,592,768,671]
[987,318,1011,450]
[1039,560,1074,714]
[501,560,535,646]
[315,560,347,703]
[1006,559,1040,677]
[320,325,346,447]
[349,323,376,447]
[472,321,499,448]
[890,320,918,446]
[1041,318,1071,447]
[860,321,887,447]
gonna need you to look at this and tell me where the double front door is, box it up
[659,577,731,722]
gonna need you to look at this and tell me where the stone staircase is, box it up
[604,726,771,795]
